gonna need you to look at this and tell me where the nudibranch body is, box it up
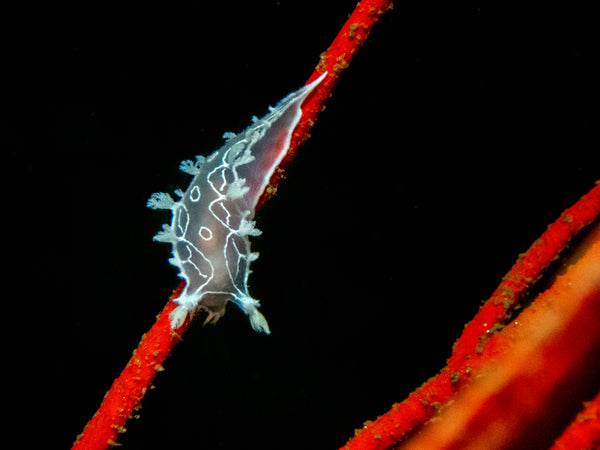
[148,73,326,332]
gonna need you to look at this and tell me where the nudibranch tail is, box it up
[148,72,327,332]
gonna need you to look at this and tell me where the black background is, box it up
[5,1,598,449]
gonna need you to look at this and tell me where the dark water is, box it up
[5,2,597,449]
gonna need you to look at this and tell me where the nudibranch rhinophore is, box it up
[148,72,326,332]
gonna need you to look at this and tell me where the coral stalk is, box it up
[72,1,393,448]
[399,226,600,449]
[341,183,600,450]
[72,286,184,449]
[257,0,394,209]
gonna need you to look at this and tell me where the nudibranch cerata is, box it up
[148,72,326,332]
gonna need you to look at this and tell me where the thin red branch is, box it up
[398,232,600,449]
[257,0,394,209]
[341,182,600,450]
[72,1,394,448]
[73,285,185,449]
[450,182,600,368]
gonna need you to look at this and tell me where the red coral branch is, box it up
[257,0,394,209]
[398,229,600,449]
[72,285,184,449]
[340,183,600,450]
[72,1,393,448]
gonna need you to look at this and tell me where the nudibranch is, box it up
[148,72,327,332]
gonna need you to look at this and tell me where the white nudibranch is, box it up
[148,73,326,332]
